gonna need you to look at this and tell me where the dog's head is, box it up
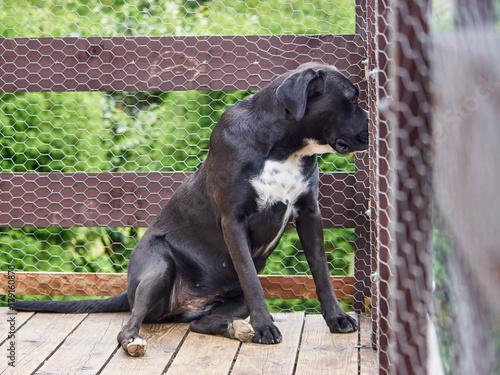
[276,63,369,154]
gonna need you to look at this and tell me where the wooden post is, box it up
[353,0,372,315]
[391,0,433,374]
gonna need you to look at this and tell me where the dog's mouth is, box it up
[333,140,354,154]
[333,131,369,154]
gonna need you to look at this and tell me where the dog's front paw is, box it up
[251,321,282,344]
[325,312,358,333]
[122,336,147,357]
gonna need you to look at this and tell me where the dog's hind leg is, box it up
[117,257,176,357]
[189,296,254,342]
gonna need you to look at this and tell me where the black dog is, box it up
[16,63,369,356]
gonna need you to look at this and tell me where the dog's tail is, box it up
[14,292,130,314]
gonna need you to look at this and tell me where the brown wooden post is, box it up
[365,0,433,373]
[362,0,393,374]
[374,1,393,374]
[354,152,371,314]
[390,0,433,374]
[353,0,372,315]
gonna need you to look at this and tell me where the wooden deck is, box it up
[0,308,377,375]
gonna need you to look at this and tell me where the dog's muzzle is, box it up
[333,129,369,154]
[334,139,355,154]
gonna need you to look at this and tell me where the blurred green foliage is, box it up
[432,222,454,375]
[0,0,357,313]
[0,0,355,37]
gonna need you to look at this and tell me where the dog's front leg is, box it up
[221,217,282,344]
[296,205,358,333]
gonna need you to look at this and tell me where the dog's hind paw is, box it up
[228,319,255,342]
[125,336,147,357]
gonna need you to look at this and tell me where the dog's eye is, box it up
[351,96,358,105]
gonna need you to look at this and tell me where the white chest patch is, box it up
[251,156,309,210]
[250,139,334,210]
[249,140,334,257]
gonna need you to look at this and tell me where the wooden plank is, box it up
[34,313,128,375]
[294,314,358,375]
[261,275,356,300]
[0,35,364,93]
[165,330,240,375]
[0,172,365,228]
[0,308,34,344]
[100,322,189,375]
[0,272,355,300]
[360,314,378,374]
[0,172,187,228]
[0,273,128,297]
[231,312,305,375]
[0,312,87,375]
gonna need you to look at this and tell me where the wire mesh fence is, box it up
[366,1,500,374]
[0,0,367,317]
[2,1,500,374]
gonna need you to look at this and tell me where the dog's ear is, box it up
[276,68,325,121]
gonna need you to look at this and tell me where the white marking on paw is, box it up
[126,336,147,357]
[229,319,255,342]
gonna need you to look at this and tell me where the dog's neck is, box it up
[292,139,335,157]
[266,137,335,161]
